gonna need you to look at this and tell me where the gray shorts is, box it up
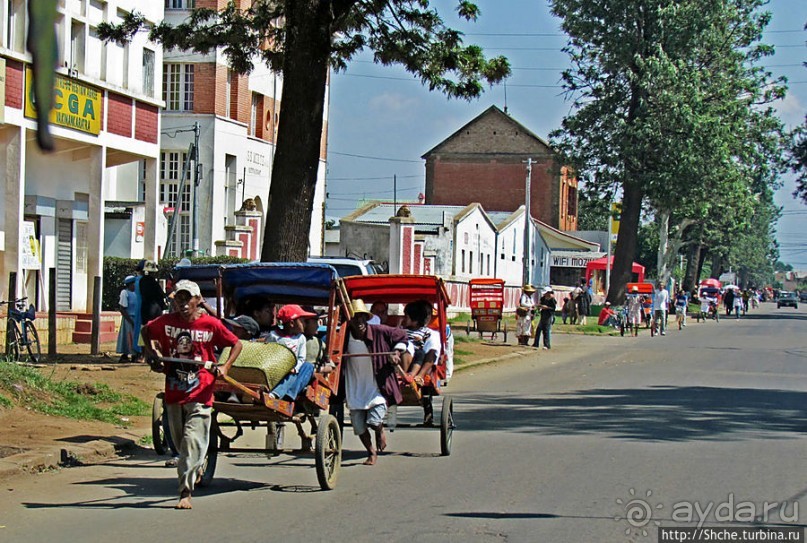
[349,403,387,436]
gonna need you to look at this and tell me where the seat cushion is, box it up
[219,341,297,389]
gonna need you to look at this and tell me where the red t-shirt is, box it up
[146,312,238,406]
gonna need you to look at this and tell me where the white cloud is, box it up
[776,92,805,130]
[368,92,419,115]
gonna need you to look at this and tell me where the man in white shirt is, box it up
[653,282,670,336]
[344,299,409,466]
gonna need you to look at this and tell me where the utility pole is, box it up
[522,158,533,286]
[191,122,201,257]
[393,174,397,210]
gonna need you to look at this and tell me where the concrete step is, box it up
[74,319,116,333]
[72,330,119,344]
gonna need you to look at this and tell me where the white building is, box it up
[157,2,327,260]
[1,0,164,311]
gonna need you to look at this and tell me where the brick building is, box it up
[159,0,328,260]
[423,105,578,231]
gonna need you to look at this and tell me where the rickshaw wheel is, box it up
[151,393,168,456]
[315,413,342,490]
[197,418,219,488]
[440,396,454,456]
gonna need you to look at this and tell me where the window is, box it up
[250,93,258,135]
[461,250,465,274]
[487,254,491,275]
[567,186,578,217]
[165,0,194,8]
[225,69,232,118]
[7,0,26,52]
[70,21,86,73]
[163,64,194,111]
[142,48,155,97]
[86,26,105,79]
[469,251,474,274]
[160,151,192,255]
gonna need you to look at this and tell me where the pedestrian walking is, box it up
[576,279,591,325]
[626,286,643,336]
[653,282,670,336]
[116,275,138,362]
[533,287,556,349]
[516,284,536,345]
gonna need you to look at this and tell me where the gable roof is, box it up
[422,105,554,158]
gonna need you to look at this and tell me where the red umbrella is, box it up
[700,278,722,289]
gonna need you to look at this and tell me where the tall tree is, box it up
[100,1,509,261]
[790,115,807,203]
[549,0,785,302]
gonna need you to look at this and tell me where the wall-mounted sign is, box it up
[24,67,101,135]
[550,250,604,269]
[135,221,145,243]
[21,221,41,270]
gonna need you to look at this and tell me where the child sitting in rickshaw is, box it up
[400,299,441,385]
[265,304,317,401]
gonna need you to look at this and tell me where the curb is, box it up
[0,434,139,482]
[454,348,534,374]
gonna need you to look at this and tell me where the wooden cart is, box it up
[468,278,507,341]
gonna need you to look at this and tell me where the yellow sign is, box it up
[24,67,101,135]
[610,202,622,242]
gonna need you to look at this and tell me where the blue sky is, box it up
[325,0,807,267]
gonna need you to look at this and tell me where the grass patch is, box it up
[139,434,154,446]
[0,393,11,408]
[0,363,148,425]
[553,323,621,336]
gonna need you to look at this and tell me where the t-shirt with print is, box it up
[267,330,307,372]
[406,326,441,359]
[145,312,238,406]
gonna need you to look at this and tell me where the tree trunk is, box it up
[656,210,671,286]
[683,242,701,292]
[656,213,693,288]
[260,0,332,262]
[696,247,708,283]
[710,254,723,279]
[606,181,643,304]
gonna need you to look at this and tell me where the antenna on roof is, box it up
[503,80,508,114]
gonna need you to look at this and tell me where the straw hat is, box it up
[523,284,537,293]
[350,299,373,318]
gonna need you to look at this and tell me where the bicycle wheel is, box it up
[24,323,42,363]
[5,320,22,362]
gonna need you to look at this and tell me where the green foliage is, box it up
[102,255,248,311]
[789,115,807,203]
[549,0,786,294]
[577,187,611,231]
[99,1,510,262]
[0,364,148,424]
[0,393,11,409]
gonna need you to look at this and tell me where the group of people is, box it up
[115,259,168,363]
[516,284,557,349]
[118,265,449,509]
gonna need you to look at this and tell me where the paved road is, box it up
[0,303,805,542]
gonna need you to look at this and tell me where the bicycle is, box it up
[2,297,42,363]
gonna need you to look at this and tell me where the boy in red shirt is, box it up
[142,280,242,510]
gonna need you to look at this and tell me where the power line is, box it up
[328,151,421,163]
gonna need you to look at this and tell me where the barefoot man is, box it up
[142,280,242,509]
[344,299,409,465]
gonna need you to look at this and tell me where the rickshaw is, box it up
[467,278,507,342]
[626,282,654,334]
[153,263,348,490]
[341,274,455,456]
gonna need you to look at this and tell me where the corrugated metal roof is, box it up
[349,203,470,225]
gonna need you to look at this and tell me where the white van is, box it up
[306,257,379,277]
